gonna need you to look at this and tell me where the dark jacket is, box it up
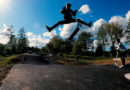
[60,7,76,19]
[117,42,127,52]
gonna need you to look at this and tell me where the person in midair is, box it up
[116,38,127,68]
[46,3,92,32]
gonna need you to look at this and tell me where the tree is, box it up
[46,35,62,54]
[125,18,130,49]
[46,42,54,54]
[17,28,28,53]
[61,39,73,57]
[7,26,15,47]
[73,41,82,62]
[32,47,41,53]
[42,46,48,53]
[104,22,124,56]
[95,44,104,56]
[0,44,6,55]
[8,33,17,54]
[77,32,93,54]
[97,24,108,51]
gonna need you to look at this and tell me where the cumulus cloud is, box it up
[27,32,50,48]
[60,23,77,38]
[79,4,91,14]
[93,40,98,48]
[126,11,130,21]
[0,24,53,48]
[109,16,127,29]
[26,30,57,48]
[59,27,62,31]
[92,19,107,37]
[43,30,57,38]
[28,35,49,48]
[0,24,12,44]
[27,10,130,48]
[121,37,126,43]
[59,19,106,39]
[26,32,36,37]
[58,10,130,49]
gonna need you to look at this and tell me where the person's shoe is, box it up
[119,65,126,68]
[46,25,52,32]
[88,21,92,28]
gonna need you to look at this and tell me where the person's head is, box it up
[66,3,71,9]
[116,38,120,44]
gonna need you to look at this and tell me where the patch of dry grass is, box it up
[53,56,130,67]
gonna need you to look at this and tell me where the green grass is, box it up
[0,55,19,66]
[55,54,113,66]
[61,54,113,61]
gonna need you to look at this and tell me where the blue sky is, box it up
[0,0,130,47]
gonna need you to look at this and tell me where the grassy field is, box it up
[0,54,24,86]
[0,55,19,66]
[52,55,130,67]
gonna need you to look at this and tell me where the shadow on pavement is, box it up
[22,54,51,65]
[125,64,130,68]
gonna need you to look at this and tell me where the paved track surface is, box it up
[0,54,130,90]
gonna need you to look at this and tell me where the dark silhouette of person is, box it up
[46,3,92,32]
[116,38,127,68]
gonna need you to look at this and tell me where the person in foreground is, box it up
[46,3,92,32]
[116,38,127,68]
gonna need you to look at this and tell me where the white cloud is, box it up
[27,30,57,48]
[59,23,77,38]
[59,27,62,31]
[93,40,98,48]
[121,37,126,43]
[92,19,107,36]
[59,19,106,39]
[0,35,9,44]
[28,37,49,48]
[109,16,127,29]
[43,30,57,38]
[126,11,130,21]
[79,4,91,14]
[27,33,50,48]
[0,24,52,48]
[0,24,11,44]
[26,10,130,48]
[26,32,36,37]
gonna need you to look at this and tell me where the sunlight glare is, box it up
[0,0,12,13]
[0,0,8,7]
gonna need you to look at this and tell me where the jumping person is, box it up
[46,3,92,32]
[116,38,127,68]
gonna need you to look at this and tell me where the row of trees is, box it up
[1,19,129,57]
[42,19,130,57]
[97,19,130,56]
[0,27,28,56]
[42,32,94,57]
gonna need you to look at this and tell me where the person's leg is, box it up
[77,19,92,27]
[121,51,126,66]
[119,53,124,68]
[123,51,126,66]
[46,19,76,32]
[121,57,125,66]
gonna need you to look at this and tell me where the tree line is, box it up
[42,19,130,57]
[0,19,129,57]
[0,27,28,56]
